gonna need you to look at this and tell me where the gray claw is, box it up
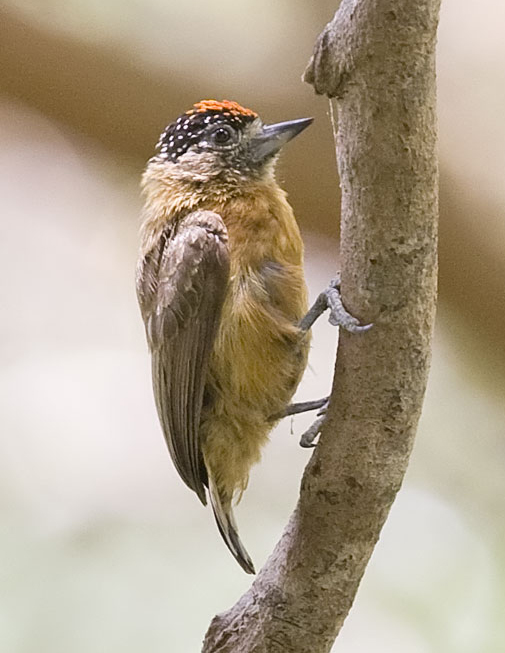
[326,284,372,333]
[298,273,372,334]
[299,414,325,448]
[299,400,329,448]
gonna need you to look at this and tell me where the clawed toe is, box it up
[298,273,373,334]
[299,399,329,448]
[325,280,373,333]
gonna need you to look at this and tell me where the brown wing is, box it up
[136,210,229,504]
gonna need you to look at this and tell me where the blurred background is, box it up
[0,1,504,651]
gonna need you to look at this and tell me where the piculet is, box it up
[136,100,314,574]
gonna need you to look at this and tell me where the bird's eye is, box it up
[211,126,233,145]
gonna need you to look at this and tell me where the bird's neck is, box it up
[139,160,303,270]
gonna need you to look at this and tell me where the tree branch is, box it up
[202,1,440,651]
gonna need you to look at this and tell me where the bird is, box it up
[136,99,315,574]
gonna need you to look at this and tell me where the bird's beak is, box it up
[250,117,313,163]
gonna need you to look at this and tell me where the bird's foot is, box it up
[298,273,373,333]
[269,397,328,422]
[283,397,329,418]
[299,399,329,448]
[292,275,371,446]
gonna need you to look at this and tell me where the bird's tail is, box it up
[208,476,256,574]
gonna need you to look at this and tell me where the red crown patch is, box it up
[186,100,258,119]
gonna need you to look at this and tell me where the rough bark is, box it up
[202,1,440,651]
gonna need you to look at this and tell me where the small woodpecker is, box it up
[136,100,365,574]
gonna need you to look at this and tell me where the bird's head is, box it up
[153,100,313,184]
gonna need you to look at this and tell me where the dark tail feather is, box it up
[208,476,256,574]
